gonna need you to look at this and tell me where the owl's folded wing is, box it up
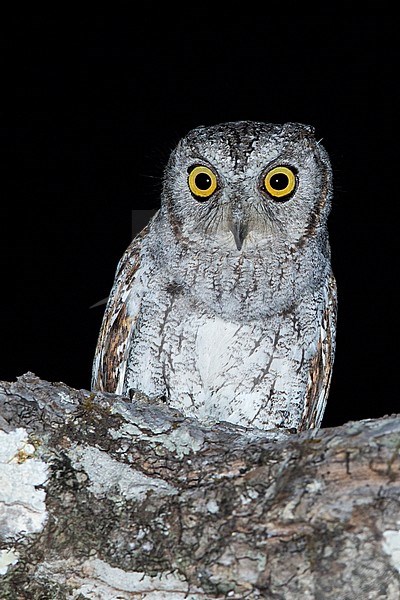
[299,273,338,431]
[91,226,149,395]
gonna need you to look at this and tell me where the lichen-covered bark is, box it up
[0,373,399,599]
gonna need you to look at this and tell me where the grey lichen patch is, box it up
[0,548,19,576]
[382,527,400,574]
[110,420,205,459]
[34,557,203,599]
[77,557,190,594]
[206,499,220,514]
[0,428,48,541]
[112,398,183,435]
[68,443,178,500]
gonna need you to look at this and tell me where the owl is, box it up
[92,121,337,432]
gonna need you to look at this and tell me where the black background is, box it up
[2,16,398,428]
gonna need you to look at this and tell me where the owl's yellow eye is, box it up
[188,165,218,199]
[263,166,297,200]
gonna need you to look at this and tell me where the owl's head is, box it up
[162,121,333,252]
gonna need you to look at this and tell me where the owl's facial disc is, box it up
[181,151,316,252]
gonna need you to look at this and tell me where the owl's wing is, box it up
[299,273,338,431]
[91,225,149,395]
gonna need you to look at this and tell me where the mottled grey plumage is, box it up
[92,121,337,431]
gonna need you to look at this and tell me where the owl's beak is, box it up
[229,214,248,251]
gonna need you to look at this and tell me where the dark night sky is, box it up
[2,16,398,428]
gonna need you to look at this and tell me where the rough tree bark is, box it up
[0,373,399,599]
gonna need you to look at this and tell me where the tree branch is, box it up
[1,373,399,599]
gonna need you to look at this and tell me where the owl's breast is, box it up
[124,273,328,430]
[162,294,324,429]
